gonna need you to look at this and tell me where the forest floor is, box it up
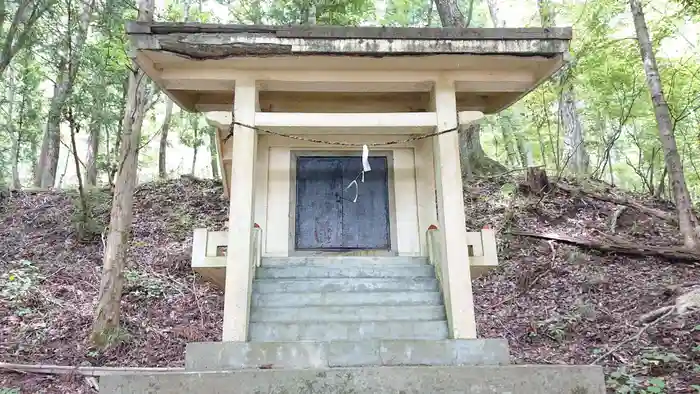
[0,175,698,393]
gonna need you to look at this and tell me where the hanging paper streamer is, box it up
[362,144,371,173]
[345,145,372,203]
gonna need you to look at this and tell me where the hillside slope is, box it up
[0,176,698,393]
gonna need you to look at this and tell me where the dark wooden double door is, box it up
[295,156,391,250]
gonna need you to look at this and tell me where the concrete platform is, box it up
[99,365,605,394]
[185,339,510,370]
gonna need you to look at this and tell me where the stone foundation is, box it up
[100,364,605,394]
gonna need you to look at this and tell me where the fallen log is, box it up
[0,362,184,377]
[555,182,676,224]
[508,230,700,263]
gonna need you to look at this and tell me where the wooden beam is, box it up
[207,111,483,129]
[222,78,258,342]
[197,91,432,113]
[206,111,438,134]
[257,112,438,129]
[431,79,480,339]
[159,69,536,93]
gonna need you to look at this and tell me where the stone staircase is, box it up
[249,256,449,342]
[100,256,607,393]
[186,256,509,370]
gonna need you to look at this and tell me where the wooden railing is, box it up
[191,225,263,289]
[426,225,499,280]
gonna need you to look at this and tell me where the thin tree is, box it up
[208,127,219,179]
[35,0,96,188]
[158,99,173,178]
[537,0,588,176]
[0,0,56,76]
[91,0,156,346]
[629,0,700,249]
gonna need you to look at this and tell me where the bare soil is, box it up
[0,176,698,393]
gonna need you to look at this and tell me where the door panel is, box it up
[295,157,344,249]
[295,155,391,250]
[340,156,390,249]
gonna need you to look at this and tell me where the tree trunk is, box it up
[91,0,155,347]
[6,68,22,189]
[608,152,615,186]
[69,111,90,242]
[190,125,200,176]
[11,132,22,189]
[57,149,70,188]
[458,123,506,177]
[108,74,129,189]
[85,120,100,187]
[36,78,64,188]
[516,135,529,167]
[0,0,54,77]
[433,0,472,27]
[483,4,533,171]
[526,167,551,195]
[35,0,95,188]
[30,135,38,182]
[654,166,667,199]
[485,0,504,27]
[208,127,219,179]
[537,0,589,177]
[158,99,173,179]
[630,0,700,249]
[559,84,589,175]
[431,0,503,177]
[499,123,518,167]
[191,147,198,175]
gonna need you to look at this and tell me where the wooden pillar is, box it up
[430,78,478,339]
[222,79,258,341]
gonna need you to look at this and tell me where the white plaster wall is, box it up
[255,134,437,257]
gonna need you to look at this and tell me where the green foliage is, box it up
[606,368,663,394]
[499,182,517,199]
[177,112,206,150]
[640,350,683,366]
[90,325,132,349]
[0,388,21,394]
[674,0,700,18]
[383,0,431,26]
[228,0,375,25]
[605,347,695,393]
[124,269,169,299]
[477,0,700,202]
[0,260,44,314]
[68,187,111,240]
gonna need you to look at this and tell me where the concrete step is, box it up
[249,320,449,341]
[185,339,510,370]
[255,264,435,279]
[261,256,430,267]
[251,291,443,307]
[252,278,439,293]
[250,305,446,322]
[100,365,606,394]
